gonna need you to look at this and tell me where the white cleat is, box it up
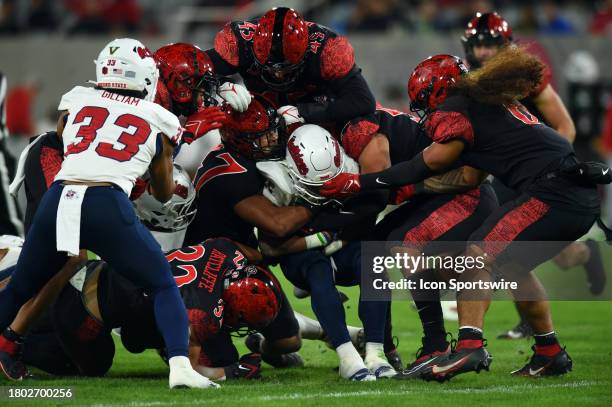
[339,358,376,382]
[365,356,396,379]
[169,362,220,389]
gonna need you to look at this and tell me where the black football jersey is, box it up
[207,20,356,107]
[24,131,63,234]
[184,145,263,248]
[341,107,432,163]
[97,238,247,349]
[429,95,599,212]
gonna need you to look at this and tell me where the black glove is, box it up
[223,353,262,380]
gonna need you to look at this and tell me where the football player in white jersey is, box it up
[257,124,394,381]
[0,39,217,389]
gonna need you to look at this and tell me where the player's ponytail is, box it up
[451,46,545,105]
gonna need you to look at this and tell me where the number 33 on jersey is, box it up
[55,86,182,196]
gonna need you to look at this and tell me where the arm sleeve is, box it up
[359,152,436,190]
[303,190,388,233]
[297,69,376,125]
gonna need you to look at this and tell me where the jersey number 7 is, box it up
[65,106,151,162]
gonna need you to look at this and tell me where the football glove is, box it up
[183,107,227,144]
[223,353,262,380]
[277,105,305,126]
[218,82,252,112]
[320,173,361,198]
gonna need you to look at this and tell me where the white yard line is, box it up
[90,380,603,407]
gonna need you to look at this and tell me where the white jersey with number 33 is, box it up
[55,86,181,195]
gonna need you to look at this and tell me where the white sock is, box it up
[337,342,362,361]
[294,312,324,340]
[169,356,191,371]
[365,342,385,361]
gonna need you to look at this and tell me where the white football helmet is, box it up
[134,164,196,232]
[285,124,359,206]
[91,38,158,102]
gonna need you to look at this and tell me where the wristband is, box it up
[304,232,331,249]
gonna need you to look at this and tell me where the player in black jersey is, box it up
[462,12,605,339]
[185,95,311,369]
[341,106,497,378]
[321,48,606,380]
[7,238,276,380]
[205,7,375,134]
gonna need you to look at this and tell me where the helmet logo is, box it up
[109,46,119,55]
[287,137,308,176]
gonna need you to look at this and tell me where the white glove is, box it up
[277,105,305,126]
[217,82,251,112]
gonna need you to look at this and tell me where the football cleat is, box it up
[365,351,396,379]
[497,319,533,339]
[0,350,31,381]
[395,342,453,380]
[419,344,492,382]
[511,345,572,377]
[348,368,376,381]
[385,348,404,371]
[169,365,220,389]
[584,239,606,295]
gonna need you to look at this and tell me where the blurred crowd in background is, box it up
[1,1,612,211]
[0,0,611,37]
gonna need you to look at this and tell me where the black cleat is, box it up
[420,345,492,382]
[395,342,452,380]
[386,348,404,372]
[511,345,572,377]
[585,240,606,295]
[497,319,533,339]
[0,351,31,381]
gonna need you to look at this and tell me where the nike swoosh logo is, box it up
[431,355,469,374]
[375,178,388,185]
[406,357,438,374]
[603,168,609,175]
[238,365,251,371]
[528,366,545,376]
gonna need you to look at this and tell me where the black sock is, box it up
[2,327,24,344]
[534,332,558,347]
[458,327,483,341]
[414,300,447,351]
[383,302,395,353]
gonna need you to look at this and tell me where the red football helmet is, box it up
[222,265,282,335]
[252,7,309,91]
[408,55,468,115]
[461,12,513,68]
[154,43,218,116]
[220,94,287,161]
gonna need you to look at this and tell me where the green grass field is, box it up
[4,264,612,406]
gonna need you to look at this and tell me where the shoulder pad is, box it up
[149,102,182,144]
[320,36,355,81]
[214,23,241,67]
[341,116,380,160]
[426,110,474,146]
[58,86,92,111]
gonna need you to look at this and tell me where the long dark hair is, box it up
[450,46,545,105]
